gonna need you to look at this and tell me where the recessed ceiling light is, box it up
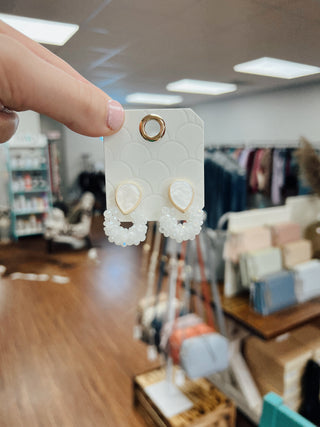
[234,57,320,79]
[166,79,237,95]
[0,13,79,46]
[126,93,183,105]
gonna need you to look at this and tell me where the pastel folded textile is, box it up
[282,239,312,269]
[252,270,297,315]
[224,226,272,263]
[240,247,282,287]
[293,259,320,303]
[270,222,301,246]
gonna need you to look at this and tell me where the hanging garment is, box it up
[271,149,286,205]
[238,148,253,170]
[250,149,265,193]
[204,151,247,229]
[257,148,273,195]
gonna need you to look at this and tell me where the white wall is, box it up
[16,111,41,135]
[194,83,320,146]
[63,128,104,190]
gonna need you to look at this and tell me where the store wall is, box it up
[194,82,320,145]
[17,111,41,135]
[63,129,104,194]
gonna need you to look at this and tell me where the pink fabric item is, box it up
[224,226,272,263]
[270,222,301,246]
[249,149,265,193]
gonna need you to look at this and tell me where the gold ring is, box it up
[139,114,166,142]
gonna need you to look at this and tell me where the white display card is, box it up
[104,109,204,221]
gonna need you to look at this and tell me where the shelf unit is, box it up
[6,134,53,239]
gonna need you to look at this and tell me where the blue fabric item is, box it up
[253,270,297,316]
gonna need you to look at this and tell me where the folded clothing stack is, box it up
[282,239,312,269]
[293,259,320,303]
[253,270,297,316]
[270,221,302,246]
[240,247,282,288]
[224,226,272,263]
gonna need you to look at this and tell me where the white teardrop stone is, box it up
[115,182,142,215]
[169,180,194,213]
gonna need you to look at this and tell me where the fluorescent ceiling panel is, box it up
[0,13,79,46]
[234,57,320,79]
[167,79,237,95]
[126,93,183,105]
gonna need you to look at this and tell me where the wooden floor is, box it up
[0,217,253,427]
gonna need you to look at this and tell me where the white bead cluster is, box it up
[103,208,147,247]
[159,207,204,243]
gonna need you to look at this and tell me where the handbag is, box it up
[293,259,320,303]
[180,332,229,379]
[270,221,301,246]
[242,247,282,287]
[168,234,229,378]
[252,270,297,316]
[282,239,312,269]
[169,322,215,364]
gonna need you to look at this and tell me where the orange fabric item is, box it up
[169,322,214,364]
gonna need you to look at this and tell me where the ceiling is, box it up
[6,0,320,106]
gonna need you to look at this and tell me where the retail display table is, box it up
[215,286,320,340]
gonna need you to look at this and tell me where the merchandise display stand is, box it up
[6,134,52,239]
[206,289,320,425]
[133,366,236,427]
[214,286,320,340]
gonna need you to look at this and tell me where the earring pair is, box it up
[103,180,204,246]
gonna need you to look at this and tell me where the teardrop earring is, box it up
[159,179,204,243]
[103,182,147,246]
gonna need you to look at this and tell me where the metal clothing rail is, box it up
[205,139,320,150]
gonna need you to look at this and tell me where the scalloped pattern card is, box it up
[104,108,204,221]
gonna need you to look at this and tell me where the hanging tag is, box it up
[103,109,204,246]
[133,325,142,341]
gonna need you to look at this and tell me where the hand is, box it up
[0,20,125,143]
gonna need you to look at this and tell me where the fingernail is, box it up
[107,99,124,131]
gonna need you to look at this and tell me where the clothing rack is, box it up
[205,139,320,150]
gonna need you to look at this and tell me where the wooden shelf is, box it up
[214,285,320,340]
[13,189,49,194]
[11,168,47,172]
[13,209,47,216]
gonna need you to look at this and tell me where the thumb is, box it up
[0,35,124,137]
[0,106,19,144]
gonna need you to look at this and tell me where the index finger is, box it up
[0,19,88,84]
